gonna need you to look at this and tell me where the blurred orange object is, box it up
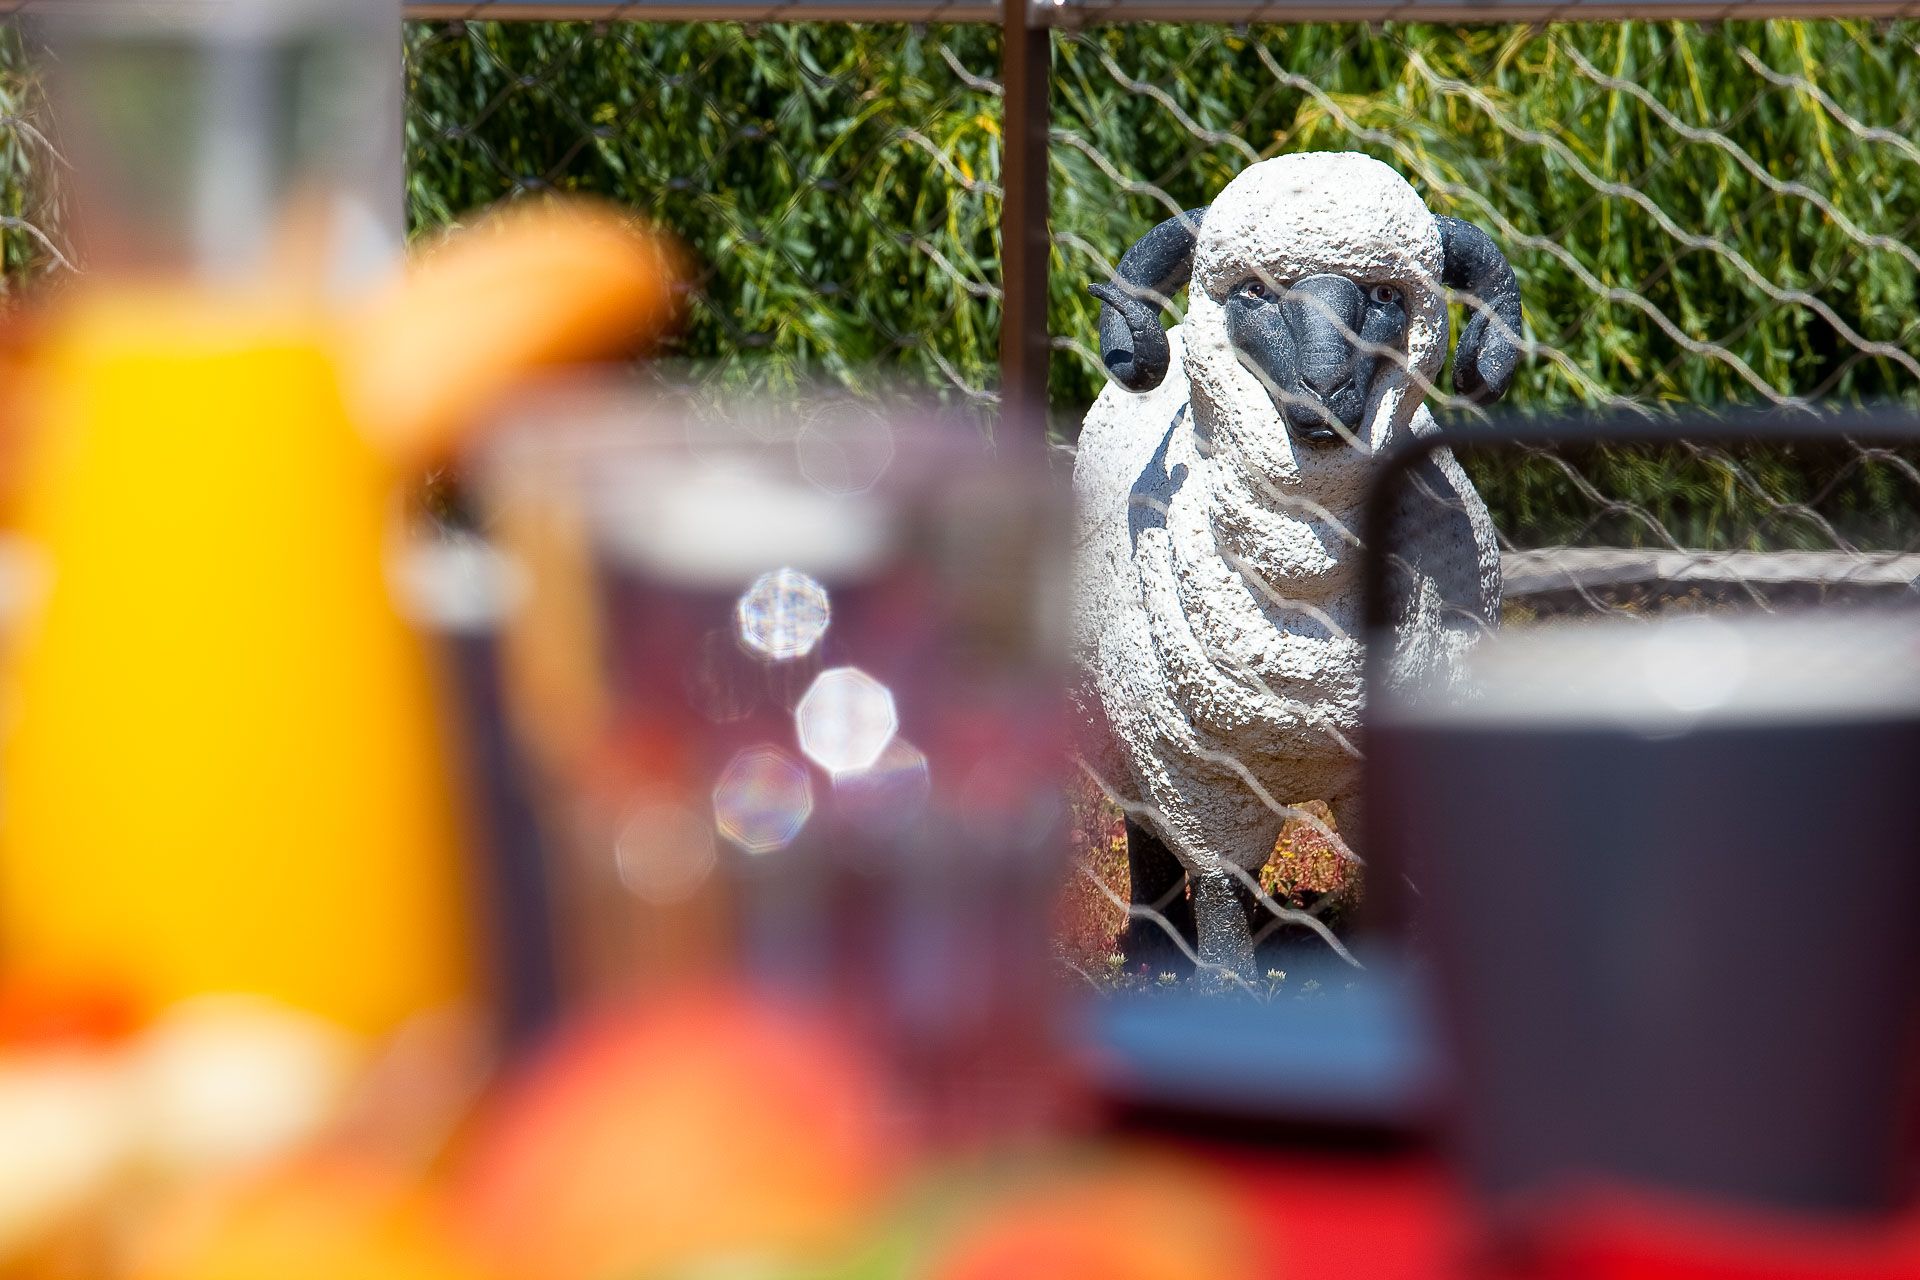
[0,200,675,1035]
[453,988,893,1280]
[350,203,680,464]
[924,1154,1263,1280]
[129,1160,492,1280]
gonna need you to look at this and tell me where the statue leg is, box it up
[1119,819,1194,975]
[1191,865,1257,981]
[1240,873,1297,974]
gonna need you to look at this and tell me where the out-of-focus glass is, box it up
[44,0,401,284]
[471,388,1073,1147]
[1361,422,1920,1226]
[1373,563,1920,1221]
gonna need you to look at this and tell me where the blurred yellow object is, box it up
[130,1160,491,1280]
[0,201,676,1034]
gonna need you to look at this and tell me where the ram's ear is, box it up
[1091,207,1207,393]
[1437,216,1522,406]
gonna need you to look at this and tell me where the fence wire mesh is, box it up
[406,20,1006,403]
[8,14,1920,986]
[1036,17,1920,987]
[0,25,69,290]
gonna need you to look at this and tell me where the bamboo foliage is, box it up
[6,19,1919,545]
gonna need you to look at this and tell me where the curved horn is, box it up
[1437,216,1522,405]
[1088,207,1207,393]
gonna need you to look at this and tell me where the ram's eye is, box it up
[1241,278,1274,301]
[1370,283,1401,306]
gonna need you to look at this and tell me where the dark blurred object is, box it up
[470,388,1072,1147]
[42,0,401,283]
[1365,410,1920,1222]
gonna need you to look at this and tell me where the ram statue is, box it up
[1072,151,1523,976]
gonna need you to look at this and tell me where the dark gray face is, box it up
[1223,272,1410,447]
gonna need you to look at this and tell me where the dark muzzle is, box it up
[1225,272,1399,447]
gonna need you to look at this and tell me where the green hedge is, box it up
[10,21,1920,548]
[402,20,1920,549]
[406,20,1920,411]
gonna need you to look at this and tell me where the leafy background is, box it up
[8,19,1920,548]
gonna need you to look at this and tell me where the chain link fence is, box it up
[7,12,1920,986]
[406,20,1006,402]
[0,24,69,289]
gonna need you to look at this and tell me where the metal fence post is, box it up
[998,0,1051,428]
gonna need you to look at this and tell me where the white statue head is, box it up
[1089,150,1522,493]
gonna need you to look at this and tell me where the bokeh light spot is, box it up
[736,568,831,661]
[832,736,931,834]
[796,667,899,775]
[616,801,719,904]
[797,408,895,496]
[712,745,814,854]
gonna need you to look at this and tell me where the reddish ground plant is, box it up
[1055,779,1363,977]
[1258,799,1363,920]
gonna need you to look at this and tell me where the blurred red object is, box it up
[451,986,895,1280]
[1521,1189,1920,1280]
[1223,1150,1464,1280]
[1214,1151,1920,1280]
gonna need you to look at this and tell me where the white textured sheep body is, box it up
[1072,152,1521,975]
